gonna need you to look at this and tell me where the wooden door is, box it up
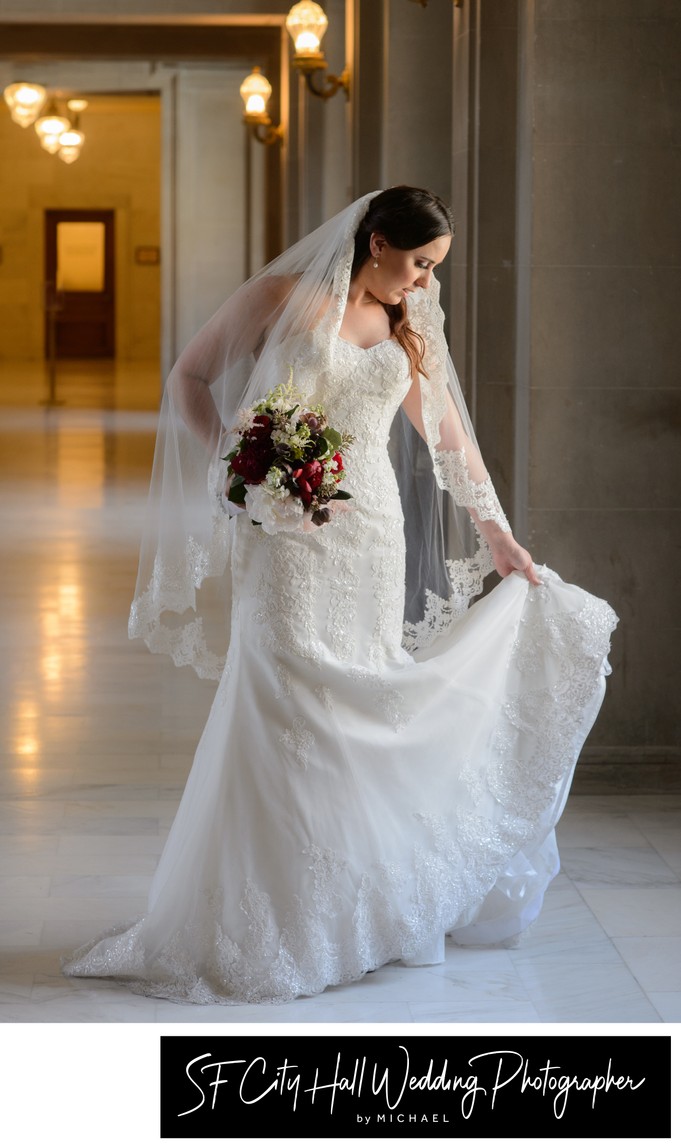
[45,209,115,358]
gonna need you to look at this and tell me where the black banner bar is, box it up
[159,1034,671,1139]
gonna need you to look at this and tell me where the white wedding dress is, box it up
[63,328,617,1004]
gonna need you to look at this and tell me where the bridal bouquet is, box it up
[223,380,353,534]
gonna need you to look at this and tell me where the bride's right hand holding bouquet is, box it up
[223,379,354,534]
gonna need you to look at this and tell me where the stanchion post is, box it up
[42,281,65,406]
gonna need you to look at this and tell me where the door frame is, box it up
[44,208,116,359]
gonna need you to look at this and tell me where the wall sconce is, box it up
[239,67,284,146]
[286,2,350,101]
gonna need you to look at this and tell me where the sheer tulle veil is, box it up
[129,189,503,679]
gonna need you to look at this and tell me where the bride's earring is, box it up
[372,256,379,269]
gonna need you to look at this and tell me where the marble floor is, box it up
[1,363,680,1029]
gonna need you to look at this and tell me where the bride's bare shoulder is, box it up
[253,273,332,331]
[251,273,299,304]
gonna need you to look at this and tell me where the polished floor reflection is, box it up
[1,364,680,1023]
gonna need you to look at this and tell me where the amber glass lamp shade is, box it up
[286,2,328,60]
[3,81,47,126]
[239,66,272,120]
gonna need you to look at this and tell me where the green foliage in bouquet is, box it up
[223,380,354,529]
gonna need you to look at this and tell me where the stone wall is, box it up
[451,0,680,783]
[527,0,680,780]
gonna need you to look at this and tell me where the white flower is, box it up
[264,466,286,493]
[233,408,256,433]
[244,483,306,534]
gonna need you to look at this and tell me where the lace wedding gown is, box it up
[63,329,617,1004]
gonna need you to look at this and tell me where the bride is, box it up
[62,187,617,1004]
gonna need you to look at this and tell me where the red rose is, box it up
[327,452,344,483]
[231,443,274,483]
[291,460,323,507]
[301,460,324,489]
[246,414,271,442]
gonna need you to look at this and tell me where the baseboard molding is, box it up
[572,747,681,794]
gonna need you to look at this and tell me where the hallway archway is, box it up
[0,13,288,395]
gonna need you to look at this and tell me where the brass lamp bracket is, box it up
[293,56,350,100]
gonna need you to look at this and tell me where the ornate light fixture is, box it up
[34,99,72,152]
[58,98,87,163]
[3,88,88,163]
[286,2,350,100]
[3,81,47,126]
[239,67,283,146]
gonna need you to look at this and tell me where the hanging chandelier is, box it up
[58,99,88,163]
[34,99,72,150]
[3,81,47,126]
[3,84,88,164]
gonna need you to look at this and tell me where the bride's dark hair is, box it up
[352,185,455,377]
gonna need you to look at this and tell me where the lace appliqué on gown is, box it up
[62,334,618,1005]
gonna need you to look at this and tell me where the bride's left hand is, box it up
[489,533,542,585]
